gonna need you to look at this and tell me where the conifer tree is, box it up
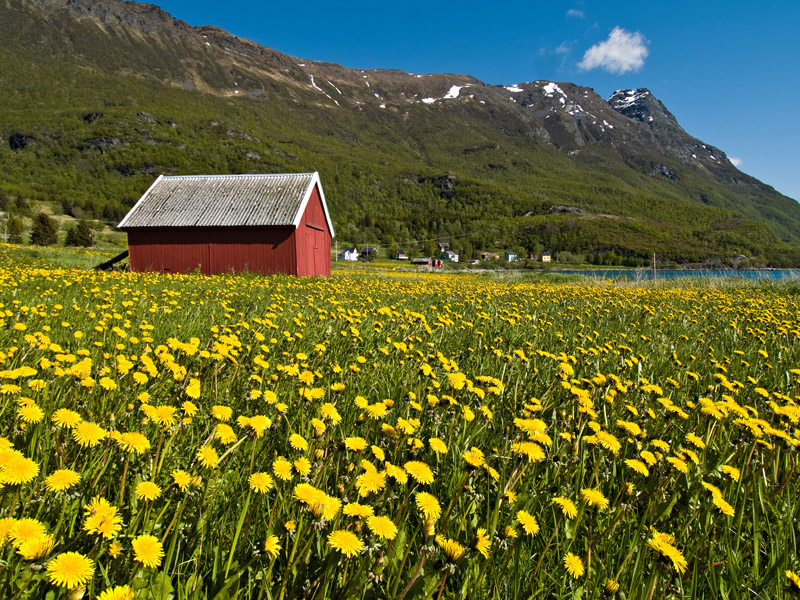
[6,216,23,244]
[30,212,58,246]
[65,219,94,247]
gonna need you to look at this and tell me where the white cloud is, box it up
[729,157,742,167]
[567,9,585,18]
[579,27,649,74]
[554,42,570,55]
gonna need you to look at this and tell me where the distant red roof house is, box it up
[118,172,334,276]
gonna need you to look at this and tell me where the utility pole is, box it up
[0,211,7,244]
[652,252,657,284]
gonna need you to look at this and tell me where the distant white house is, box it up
[442,250,459,263]
[504,252,518,262]
[542,252,552,263]
[339,247,359,261]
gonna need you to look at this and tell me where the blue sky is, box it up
[151,0,799,201]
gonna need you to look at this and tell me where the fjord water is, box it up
[557,269,800,281]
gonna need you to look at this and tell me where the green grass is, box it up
[0,248,799,599]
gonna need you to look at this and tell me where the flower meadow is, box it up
[1,260,800,599]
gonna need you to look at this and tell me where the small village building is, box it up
[481,252,500,261]
[504,252,518,262]
[442,250,459,263]
[411,257,443,268]
[338,247,359,261]
[395,250,408,260]
[438,242,450,252]
[360,247,378,259]
[118,172,334,276]
[542,252,552,263]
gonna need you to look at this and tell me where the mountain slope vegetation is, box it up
[1,0,799,264]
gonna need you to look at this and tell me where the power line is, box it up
[388,226,499,249]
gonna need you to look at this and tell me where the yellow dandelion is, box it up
[564,552,584,578]
[404,460,434,484]
[647,529,688,574]
[132,534,164,568]
[367,515,398,540]
[0,452,39,485]
[72,422,107,448]
[135,481,162,502]
[289,433,308,452]
[327,530,364,558]
[149,405,178,428]
[625,459,650,477]
[17,533,55,560]
[517,510,540,536]
[436,535,465,561]
[786,570,800,592]
[552,496,578,519]
[712,495,735,517]
[171,469,192,491]
[214,423,238,445]
[47,552,94,588]
[117,431,151,455]
[429,437,448,455]
[580,487,609,510]
[264,536,281,559]
[211,405,233,421]
[97,585,135,600]
[343,503,374,517]
[83,497,122,539]
[475,528,491,559]
[248,472,274,494]
[355,469,387,497]
[196,446,219,469]
[45,469,80,492]
[273,457,294,480]
[9,518,47,548]
[345,436,368,451]
[51,408,81,429]
[320,403,341,424]
[415,492,441,520]
[18,403,44,423]
[463,447,486,467]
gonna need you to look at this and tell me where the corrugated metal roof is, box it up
[118,173,317,229]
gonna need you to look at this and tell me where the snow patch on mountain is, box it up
[608,89,650,109]
[541,82,567,105]
[443,85,466,99]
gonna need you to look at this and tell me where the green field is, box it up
[1,244,799,599]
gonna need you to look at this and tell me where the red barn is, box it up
[118,172,335,276]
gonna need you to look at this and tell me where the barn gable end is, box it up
[119,172,334,276]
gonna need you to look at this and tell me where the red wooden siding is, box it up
[128,227,297,275]
[127,183,332,276]
[295,186,332,277]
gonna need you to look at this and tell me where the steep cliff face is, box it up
[1,0,798,263]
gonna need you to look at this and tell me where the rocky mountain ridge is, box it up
[2,0,799,264]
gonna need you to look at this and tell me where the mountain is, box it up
[1,0,799,265]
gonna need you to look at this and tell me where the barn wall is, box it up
[127,227,297,275]
[295,186,332,277]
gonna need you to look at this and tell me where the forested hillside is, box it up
[1,0,799,265]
